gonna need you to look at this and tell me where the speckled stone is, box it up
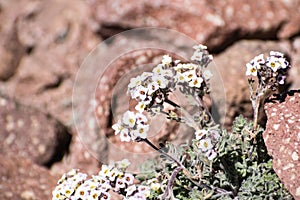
[263,90,300,199]
[0,154,57,200]
[0,94,71,166]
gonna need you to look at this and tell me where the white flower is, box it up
[128,76,142,89]
[176,72,186,83]
[162,55,172,65]
[120,128,131,142]
[245,63,257,76]
[182,70,197,82]
[152,74,167,89]
[116,159,131,169]
[160,69,174,77]
[266,57,281,72]
[74,184,88,199]
[150,105,162,114]
[135,113,148,124]
[174,63,184,72]
[152,64,164,74]
[87,190,102,200]
[133,86,148,100]
[100,191,111,200]
[131,124,149,139]
[195,129,208,140]
[99,165,113,177]
[138,185,150,197]
[52,189,62,200]
[277,57,289,69]
[193,44,208,50]
[135,102,147,113]
[115,177,126,189]
[252,54,265,66]
[108,168,122,181]
[140,72,152,80]
[147,82,159,95]
[150,182,161,191]
[123,173,134,185]
[203,70,213,80]
[126,185,137,196]
[206,150,217,160]
[112,120,123,135]
[270,51,284,58]
[122,111,136,128]
[188,77,203,88]
[198,138,213,152]
[99,181,112,191]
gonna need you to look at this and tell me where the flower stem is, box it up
[253,95,260,135]
[165,98,180,108]
[142,138,183,167]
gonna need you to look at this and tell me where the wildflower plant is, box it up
[245,51,290,136]
[54,45,293,199]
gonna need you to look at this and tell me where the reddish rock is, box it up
[90,0,300,51]
[0,154,57,200]
[263,90,300,199]
[0,0,100,125]
[50,134,101,176]
[0,0,26,80]
[0,94,71,166]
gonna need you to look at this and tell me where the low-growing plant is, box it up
[53,45,293,199]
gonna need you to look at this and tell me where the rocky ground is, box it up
[0,0,300,199]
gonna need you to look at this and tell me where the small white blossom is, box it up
[133,86,148,100]
[152,75,167,89]
[147,82,159,95]
[112,120,123,135]
[122,111,136,128]
[120,128,131,142]
[116,159,131,169]
[162,55,172,65]
[203,70,213,80]
[182,70,197,82]
[135,102,147,113]
[135,113,148,124]
[152,64,164,74]
[128,76,142,89]
[131,124,149,139]
[206,150,217,161]
[198,138,213,152]
[123,173,134,185]
[270,51,284,58]
[88,190,102,200]
[266,57,281,72]
[195,129,208,140]
[126,185,137,196]
[115,178,126,189]
[245,63,257,76]
[188,77,203,88]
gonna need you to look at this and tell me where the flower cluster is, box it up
[194,128,220,160]
[112,111,149,142]
[127,55,177,114]
[127,46,213,115]
[245,51,290,90]
[52,160,150,200]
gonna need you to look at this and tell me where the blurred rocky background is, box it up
[0,0,300,199]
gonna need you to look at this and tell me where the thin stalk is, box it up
[253,95,260,135]
[164,98,201,130]
[165,98,180,108]
[162,166,182,198]
[142,138,232,195]
[194,95,215,124]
